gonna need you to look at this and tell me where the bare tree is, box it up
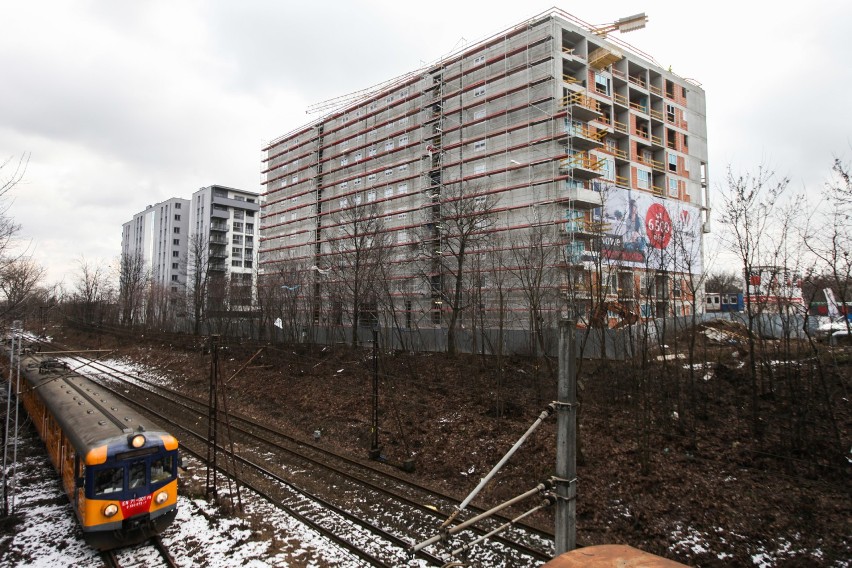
[418,182,498,355]
[704,270,741,294]
[70,256,114,327]
[802,158,852,335]
[718,165,790,437]
[0,257,45,320]
[118,251,149,327]
[327,200,391,346]
[508,212,563,358]
[185,232,213,335]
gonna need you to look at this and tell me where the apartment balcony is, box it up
[209,262,227,272]
[210,222,229,232]
[209,235,228,245]
[610,146,629,164]
[558,180,603,209]
[212,194,260,212]
[562,216,611,237]
[628,75,647,90]
[564,241,587,265]
[562,121,606,150]
[588,46,623,70]
[560,92,602,122]
[559,153,604,180]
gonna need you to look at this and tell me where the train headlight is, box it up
[103,504,119,518]
[129,434,146,448]
[155,491,168,505]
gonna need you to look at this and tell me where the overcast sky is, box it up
[2,0,850,285]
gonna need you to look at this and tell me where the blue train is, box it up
[705,292,744,313]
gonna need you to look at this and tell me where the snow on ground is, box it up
[0,438,365,567]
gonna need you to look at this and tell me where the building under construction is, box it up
[259,8,709,347]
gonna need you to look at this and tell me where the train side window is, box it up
[95,467,124,495]
[151,456,173,483]
[129,461,146,489]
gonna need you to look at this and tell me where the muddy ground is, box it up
[51,322,850,567]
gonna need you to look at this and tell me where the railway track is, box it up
[40,338,555,565]
[101,536,177,568]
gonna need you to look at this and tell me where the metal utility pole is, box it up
[368,325,381,460]
[205,335,220,498]
[555,318,577,554]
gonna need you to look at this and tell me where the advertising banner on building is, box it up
[589,187,703,274]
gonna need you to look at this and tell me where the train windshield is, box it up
[90,451,177,498]
[94,467,124,495]
[151,455,175,484]
[129,461,146,489]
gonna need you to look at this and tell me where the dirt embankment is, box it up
[53,324,851,566]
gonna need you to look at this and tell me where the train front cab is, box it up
[77,431,179,550]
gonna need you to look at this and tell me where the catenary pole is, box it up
[555,318,577,554]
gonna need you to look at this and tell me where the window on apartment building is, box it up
[397,183,408,194]
[384,187,393,198]
[246,223,254,232]
[682,134,689,152]
[232,260,242,267]
[341,156,348,166]
[233,235,243,244]
[600,158,614,180]
[340,181,348,190]
[384,140,394,151]
[354,178,362,187]
[637,169,651,190]
[398,230,408,243]
[339,198,348,208]
[234,210,244,220]
[354,151,362,161]
[280,179,287,187]
[668,153,678,172]
[244,261,253,269]
[473,107,486,121]
[291,174,298,184]
[367,190,376,202]
[354,194,362,205]
[473,85,486,97]
[681,86,687,98]
[474,195,487,208]
[233,222,244,232]
[290,234,297,240]
[399,116,409,126]
[171,275,178,282]
[473,162,486,175]
[473,54,485,65]
[232,247,242,256]
[669,178,679,198]
[175,203,181,209]
[173,238,180,245]
[385,169,393,178]
[473,140,486,152]
[174,214,181,221]
[369,146,377,157]
[397,212,407,220]
[594,72,610,95]
[172,262,179,269]
[399,135,409,146]
[367,173,377,183]
[173,227,180,234]
[666,103,675,122]
[398,164,408,173]
[172,251,179,257]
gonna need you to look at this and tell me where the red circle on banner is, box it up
[645,203,673,249]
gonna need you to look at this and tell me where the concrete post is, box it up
[555,318,577,554]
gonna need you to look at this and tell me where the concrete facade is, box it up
[259,9,709,336]
[121,197,190,292]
